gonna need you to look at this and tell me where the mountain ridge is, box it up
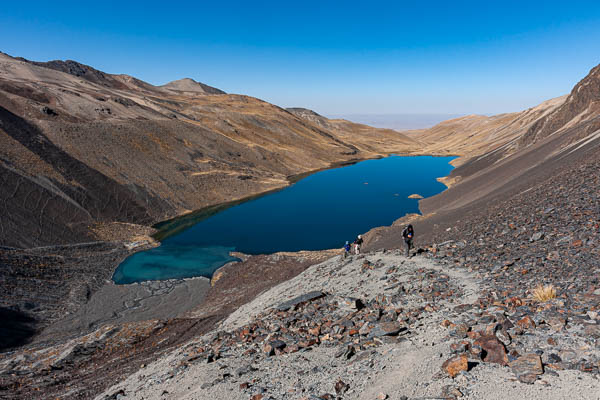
[6,52,227,96]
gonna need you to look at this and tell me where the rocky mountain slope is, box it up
[0,52,419,249]
[95,247,599,400]
[367,63,600,261]
[407,64,600,178]
[408,65,600,213]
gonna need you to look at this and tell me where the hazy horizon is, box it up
[326,113,464,130]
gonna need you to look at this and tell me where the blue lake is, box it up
[113,156,455,284]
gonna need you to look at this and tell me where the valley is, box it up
[0,52,599,399]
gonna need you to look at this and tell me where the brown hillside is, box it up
[0,52,419,248]
[411,96,566,167]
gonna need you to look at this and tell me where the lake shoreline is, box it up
[151,151,460,240]
[114,154,456,284]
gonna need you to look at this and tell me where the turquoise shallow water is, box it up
[113,155,455,284]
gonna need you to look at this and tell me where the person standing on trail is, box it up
[354,234,363,255]
[343,241,351,259]
[402,224,414,257]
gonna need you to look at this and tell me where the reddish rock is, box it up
[298,338,318,348]
[484,323,497,335]
[449,323,469,338]
[358,322,372,335]
[578,361,595,372]
[239,327,251,338]
[507,297,523,308]
[450,341,470,353]
[308,326,321,336]
[262,344,274,356]
[285,344,300,354]
[516,315,536,330]
[441,354,468,378]
[509,353,543,384]
[466,330,480,340]
[473,335,508,365]
[441,319,454,328]
[369,321,406,337]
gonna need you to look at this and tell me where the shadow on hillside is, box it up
[0,307,37,352]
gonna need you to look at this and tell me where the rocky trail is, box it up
[97,249,600,400]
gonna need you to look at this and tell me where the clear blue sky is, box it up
[2,1,599,115]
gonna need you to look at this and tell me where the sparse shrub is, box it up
[533,284,556,302]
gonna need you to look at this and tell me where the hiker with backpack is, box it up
[402,224,414,257]
[354,234,363,255]
[342,241,351,259]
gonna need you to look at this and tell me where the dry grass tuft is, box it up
[533,284,557,302]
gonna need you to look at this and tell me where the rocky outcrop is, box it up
[21,58,130,90]
[519,64,600,147]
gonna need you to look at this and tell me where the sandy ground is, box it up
[96,251,600,400]
[40,277,210,342]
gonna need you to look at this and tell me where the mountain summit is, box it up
[160,78,226,94]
